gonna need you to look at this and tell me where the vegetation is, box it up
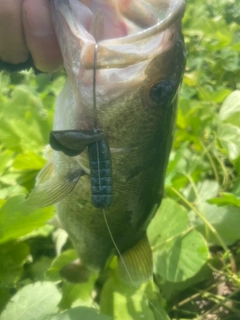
[0,0,240,319]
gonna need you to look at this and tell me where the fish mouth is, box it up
[51,0,185,70]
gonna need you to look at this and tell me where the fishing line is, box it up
[93,42,101,188]
[93,43,99,129]
[102,208,134,284]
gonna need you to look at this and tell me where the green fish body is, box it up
[28,0,186,284]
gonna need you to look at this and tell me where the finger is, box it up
[22,0,62,73]
[0,0,29,64]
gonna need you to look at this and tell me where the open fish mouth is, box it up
[51,0,185,70]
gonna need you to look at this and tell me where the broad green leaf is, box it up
[217,123,240,161]
[0,282,61,320]
[0,195,54,243]
[219,90,240,125]
[217,91,240,161]
[50,307,112,320]
[148,199,209,282]
[113,284,155,320]
[0,83,52,153]
[148,199,188,246]
[0,242,29,287]
[160,264,212,301]
[100,278,168,320]
[153,230,209,282]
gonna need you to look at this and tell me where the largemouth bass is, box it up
[27,0,186,285]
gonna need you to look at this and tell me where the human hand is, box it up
[0,0,62,73]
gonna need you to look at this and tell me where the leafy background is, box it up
[0,0,240,319]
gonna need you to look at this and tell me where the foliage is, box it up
[0,0,240,319]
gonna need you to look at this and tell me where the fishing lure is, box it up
[49,43,113,208]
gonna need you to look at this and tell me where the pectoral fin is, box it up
[26,170,83,208]
[117,235,153,286]
[35,161,55,186]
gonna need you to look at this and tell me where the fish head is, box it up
[51,0,186,147]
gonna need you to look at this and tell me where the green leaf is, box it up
[13,152,46,171]
[113,284,155,320]
[0,242,29,287]
[189,181,240,245]
[0,195,54,244]
[148,199,209,282]
[50,307,112,320]
[0,185,27,199]
[100,278,167,320]
[0,282,61,320]
[155,230,209,283]
[0,288,10,315]
[219,90,240,125]
[160,264,212,301]
[217,91,240,161]
[207,193,240,207]
[217,123,240,161]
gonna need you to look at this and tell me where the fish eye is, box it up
[150,80,177,106]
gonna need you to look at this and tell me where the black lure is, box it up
[88,139,113,208]
[88,42,113,208]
